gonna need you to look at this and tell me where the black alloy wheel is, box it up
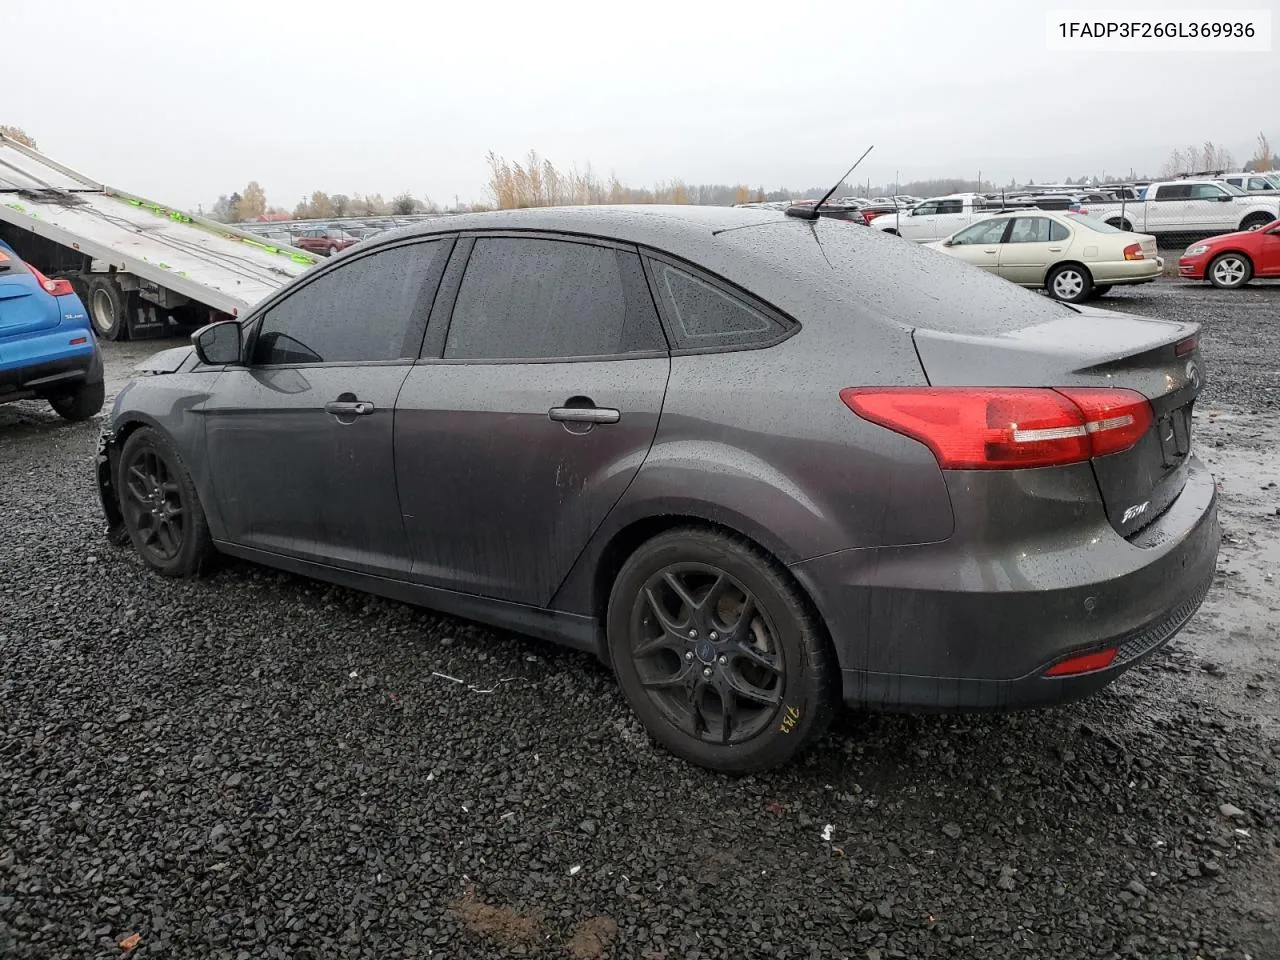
[631,563,785,746]
[121,444,186,565]
[608,527,838,773]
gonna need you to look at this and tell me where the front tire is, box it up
[1241,214,1273,232]
[1047,264,1093,303]
[607,528,838,773]
[117,427,215,577]
[1107,218,1133,232]
[49,379,105,421]
[1207,252,1252,289]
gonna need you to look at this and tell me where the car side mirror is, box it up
[1216,194,1233,202]
[192,320,243,365]
[942,239,956,246]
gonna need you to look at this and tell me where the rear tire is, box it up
[1207,252,1252,289]
[1046,263,1093,303]
[607,527,838,773]
[117,427,215,577]
[49,379,105,421]
[87,277,128,341]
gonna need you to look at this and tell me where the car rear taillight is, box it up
[27,264,76,297]
[1174,335,1197,357]
[1123,243,1144,261]
[839,387,1153,469]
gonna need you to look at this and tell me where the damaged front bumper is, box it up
[96,427,129,545]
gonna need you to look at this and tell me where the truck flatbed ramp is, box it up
[0,135,318,317]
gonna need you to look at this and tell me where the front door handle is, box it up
[325,399,375,417]
[548,406,620,425]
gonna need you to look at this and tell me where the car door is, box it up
[394,234,671,606]
[1258,223,1280,276]
[898,201,939,241]
[202,237,453,575]
[998,216,1066,285]
[939,217,1010,273]
[1188,183,1233,231]
[926,199,969,241]
[1146,184,1192,232]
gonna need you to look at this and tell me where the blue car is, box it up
[0,239,104,420]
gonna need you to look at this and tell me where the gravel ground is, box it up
[2,279,1279,959]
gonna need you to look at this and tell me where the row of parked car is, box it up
[246,218,432,255]
[737,174,1280,303]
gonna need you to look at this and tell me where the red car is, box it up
[1178,218,1280,288]
[293,228,361,256]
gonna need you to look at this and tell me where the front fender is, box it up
[99,371,225,539]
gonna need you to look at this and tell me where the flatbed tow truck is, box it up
[0,133,319,340]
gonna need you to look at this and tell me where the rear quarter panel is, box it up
[550,321,956,615]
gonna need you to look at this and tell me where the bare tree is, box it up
[1251,132,1274,172]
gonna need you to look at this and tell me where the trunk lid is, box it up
[912,306,1202,539]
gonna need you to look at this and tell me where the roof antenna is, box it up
[786,145,875,220]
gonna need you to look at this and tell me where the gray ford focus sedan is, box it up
[97,205,1219,772]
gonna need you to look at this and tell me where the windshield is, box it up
[1065,213,1129,234]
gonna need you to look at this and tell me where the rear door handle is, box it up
[548,406,620,424]
[325,400,375,417]
[1048,246,1063,252]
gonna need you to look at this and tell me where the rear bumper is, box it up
[1092,258,1163,284]
[0,341,100,400]
[790,456,1219,711]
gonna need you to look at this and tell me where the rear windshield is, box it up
[0,244,31,275]
[716,218,1072,336]
[1065,213,1128,234]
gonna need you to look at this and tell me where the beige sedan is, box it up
[926,211,1162,303]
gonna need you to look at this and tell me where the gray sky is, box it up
[7,0,1278,210]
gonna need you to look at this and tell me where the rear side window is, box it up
[1155,185,1191,200]
[936,200,963,214]
[443,238,664,361]
[1049,220,1069,241]
[649,261,787,350]
[253,240,446,365]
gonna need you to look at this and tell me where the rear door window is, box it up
[1007,218,1053,243]
[442,237,665,361]
[1155,185,1192,200]
[253,240,448,365]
